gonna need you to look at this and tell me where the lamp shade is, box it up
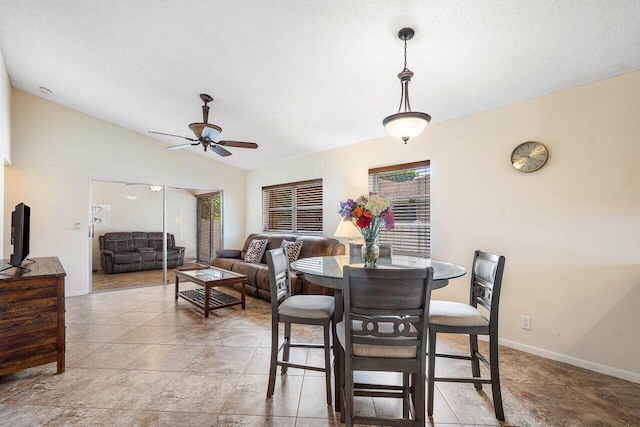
[333,219,362,240]
[383,111,431,142]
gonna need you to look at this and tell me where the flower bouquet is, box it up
[338,193,394,267]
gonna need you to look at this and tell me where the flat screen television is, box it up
[9,203,31,268]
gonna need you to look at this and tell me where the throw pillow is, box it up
[244,238,268,263]
[280,240,303,264]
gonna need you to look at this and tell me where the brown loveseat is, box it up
[210,233,345,301]
[99,232,185,274]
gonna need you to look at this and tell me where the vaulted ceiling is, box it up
[1,1,639,170]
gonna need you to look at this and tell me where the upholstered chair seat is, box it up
[429,301,490,328]
[278,295,334,319]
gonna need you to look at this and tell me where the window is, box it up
[369,161,430,257]
[262,179,323,233]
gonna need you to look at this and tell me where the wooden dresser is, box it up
[0,257,66,375]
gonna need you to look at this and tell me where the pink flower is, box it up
[383,211,395,230]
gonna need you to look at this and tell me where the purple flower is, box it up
[338,199,356,219]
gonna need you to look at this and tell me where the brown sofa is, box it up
[210,233,345,301]
[99,232,185,274]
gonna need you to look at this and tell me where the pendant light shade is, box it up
[383,111,431,142]
[383,28,431,143]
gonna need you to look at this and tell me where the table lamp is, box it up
[334,219,364,258]
[333,219,363,242]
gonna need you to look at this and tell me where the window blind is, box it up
[263,179,323,233]
[368,161,431,257]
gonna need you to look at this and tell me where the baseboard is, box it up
[65,290,88,297]
[497,337,640,384]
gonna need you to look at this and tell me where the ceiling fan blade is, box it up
[210,145,232,157]
[149,131,198,141]
[217,141,259,149]
[167,142,200,150]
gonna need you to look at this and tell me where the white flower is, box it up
[365,195,389,216]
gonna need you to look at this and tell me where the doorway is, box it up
[89,181,217,292]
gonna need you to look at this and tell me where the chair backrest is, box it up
[378,243,392,258]
[342,266,434,361]
[469,250,506,326]
[266,248,292,313]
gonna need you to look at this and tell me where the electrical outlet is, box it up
[520,315,531,330]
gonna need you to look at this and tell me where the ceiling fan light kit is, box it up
[188,122,221,140]
[149,93,258,157]
[382,27,431,143]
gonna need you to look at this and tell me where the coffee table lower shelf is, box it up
[175,266,247,317]
[177,288,241,314]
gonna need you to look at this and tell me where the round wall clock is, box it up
[511,142,549,173]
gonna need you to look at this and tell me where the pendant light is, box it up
[382,28,431,143]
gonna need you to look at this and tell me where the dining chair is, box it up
[427,250,506,421]
[265,248,335,405]
[337,265,434,426]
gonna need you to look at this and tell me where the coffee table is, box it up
[174,266,247,317]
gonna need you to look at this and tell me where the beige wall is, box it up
[5,89,247,295]
[246,71,640,381]
[0,49,11,258]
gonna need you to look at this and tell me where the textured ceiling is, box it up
[1,1,640,170]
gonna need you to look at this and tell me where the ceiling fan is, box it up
[149,93,258,157]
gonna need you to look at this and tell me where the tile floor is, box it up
[1,283,639,426]
[91,262,201,292]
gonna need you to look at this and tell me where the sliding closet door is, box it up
[166,187,199,271]
[90,182,164,291]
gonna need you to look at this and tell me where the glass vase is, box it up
[361,238,380,268]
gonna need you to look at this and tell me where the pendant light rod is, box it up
[397,28,414,113]
[400,27,414,70]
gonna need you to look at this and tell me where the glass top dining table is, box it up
[291,255,467,290]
